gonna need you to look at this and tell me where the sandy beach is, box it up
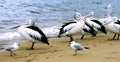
[0,33,120,62]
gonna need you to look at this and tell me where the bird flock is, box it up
[1,4,120,56]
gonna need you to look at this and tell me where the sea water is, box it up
[0,0,120,47]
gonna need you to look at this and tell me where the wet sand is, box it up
[0,33,120,62]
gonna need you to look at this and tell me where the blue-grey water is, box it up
[0,0,120,47]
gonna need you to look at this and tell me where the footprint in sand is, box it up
[45,57,50,59]
[26,58,37,62]
[16,56,28,59]
[29,52,48,56]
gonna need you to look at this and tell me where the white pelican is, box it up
[70,41,89,56]
[106,4,120,40]
[12,19,49,50]
[58,12,96,40]
[113,20,120,39]
[99,4,120,40]
[4,43,20,56]
[104,17,120,40]
[58,21,96,40]
[58,12,85,42]
[98,4,113,24]
[85,12,107,35]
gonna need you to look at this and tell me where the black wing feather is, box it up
[115,20,120,25]
[91,20,107,34]
[27,26,49,45]
[59,22,76,35]
[83,23,96,36]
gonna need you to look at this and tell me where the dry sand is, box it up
[0,33,120,62]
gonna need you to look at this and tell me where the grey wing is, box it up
[73,44,85,50]
[5,46,15,51]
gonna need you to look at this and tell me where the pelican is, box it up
[100,4,120,40]
[104,17,120,40]
[106,4,120,40]
[13,19,49,50]
[58,21,96,40]
[98,4,113,24]
[70,41,89,56]
[85,12,107,35]
[58,12,85,42]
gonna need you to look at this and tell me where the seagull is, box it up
[12,19,49,50]
[4,43,20,56]
[70,41,89,56]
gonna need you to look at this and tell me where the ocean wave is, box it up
[0,26,60,48]
[0,26,60,42]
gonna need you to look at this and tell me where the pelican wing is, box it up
[25,26,49,45]
[91,20,107,34]
[59,22,76,34]
[25,26,42,41]
[115,20,120,25]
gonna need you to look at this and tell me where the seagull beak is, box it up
[84,46,89,49]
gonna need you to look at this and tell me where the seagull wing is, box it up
[73,43,85,50]
[5,46,15,51]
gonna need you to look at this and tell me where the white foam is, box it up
[0,32,22,42]
[0,26,60,48]
[0,32,22,48]
[0,26,60,42]
[41,26,60,37]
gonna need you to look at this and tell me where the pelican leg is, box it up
[112,34,116,40]
[117,34,119,40]
[26,42,34,50]
[69,36,73,42]
[81,35,84,40]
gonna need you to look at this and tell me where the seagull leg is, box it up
[73,50,77,56]
[12,52,17,56]
[10,51,13,56]
[26,42,34,50]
